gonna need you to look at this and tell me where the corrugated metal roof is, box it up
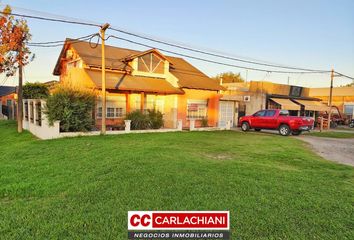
[0,86,16,97]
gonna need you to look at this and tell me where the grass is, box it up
[307,131,354,138]
[0,121,353,239]
[337,126,354,131]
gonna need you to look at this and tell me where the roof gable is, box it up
[53,39,224,91]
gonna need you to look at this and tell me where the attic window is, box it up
[137,53,164,74]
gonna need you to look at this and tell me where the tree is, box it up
[1,5,34,132]
[213,72,245,84]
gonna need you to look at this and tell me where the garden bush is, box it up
[44,86,95,132]
[23,82,49,99]
[147,109,164,129]
[201,117,209,127]
[126,109,164,130]
[126,110,150,130]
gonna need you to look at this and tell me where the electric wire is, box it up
[1,10,328,72]
[2,10,353,80]
[108,27,326,72]
[106,35,331,74]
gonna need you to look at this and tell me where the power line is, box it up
[108,27,326,72]
[2,10,327,72]
[29,33,98,45]
[335,71,354,81]
[106,35,330,74]
[0,11,100,27]
[28,34,99,48]
[2,10,353,78]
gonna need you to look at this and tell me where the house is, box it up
[53,39,224,129]
[219,81,329,126]
[0,86,17,120]
[309,86,354,119]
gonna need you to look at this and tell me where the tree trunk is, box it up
[17,63,23,133]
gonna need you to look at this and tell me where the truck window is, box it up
[279,110,289,116]
[265,110,276,117]
[254,110,266,117]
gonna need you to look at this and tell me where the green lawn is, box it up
[337,127,354,131]
[307,131,354,138]
[0,121,353,239]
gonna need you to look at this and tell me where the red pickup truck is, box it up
[239,109,314,136]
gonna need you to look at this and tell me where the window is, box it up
[265,110,276,117]
[116,108,124,117]
[97,107,102,118]
[144,95,165,113]
[137,53,164,74]
[289,86,302,97]
[344,105,354,115]
[97,96,126,118]
[279,110,289,116]
[254,110,266,117]
[187,100,207,119]
[107,108,115,118]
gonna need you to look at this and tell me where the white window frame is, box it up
[187,99,208,120]
[97,96,126,119]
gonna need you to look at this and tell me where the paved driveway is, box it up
[297,136,354,167]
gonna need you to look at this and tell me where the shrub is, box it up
[147,109,164,129]
[44,86,95,132]
[126,109,164,130]
[201,118,209,127]
[126,110,150,130]
[23,82,49,99]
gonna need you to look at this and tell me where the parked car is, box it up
[239,109,314,136]
[349,119,354,128]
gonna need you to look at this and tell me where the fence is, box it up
[22,99,230,140]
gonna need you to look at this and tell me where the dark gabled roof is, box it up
[0,86,16,97]
[53,40,224,91]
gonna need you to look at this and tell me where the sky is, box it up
[1,0,353,88]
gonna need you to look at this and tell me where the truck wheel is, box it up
[279,124,290,136]
[241,122,250,132]
[292,130,302,136]
[255,128,261,132]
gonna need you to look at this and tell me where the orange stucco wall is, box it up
[59,57,221,129]
[177,88,221,128]
[1,93,16,106]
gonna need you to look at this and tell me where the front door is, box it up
[218,101,235,128]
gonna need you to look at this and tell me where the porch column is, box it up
[125,93,130,114]
[140,92,145,112]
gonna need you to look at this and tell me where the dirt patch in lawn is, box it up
[203,153,234,160]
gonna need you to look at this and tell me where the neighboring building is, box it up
[53,39,224,129]
[0,86,17,120]
[220,81,329,126]
[309,86,354,119]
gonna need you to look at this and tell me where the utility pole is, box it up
[327,69,334,130]
[17,46,23,133]
[100,23,110,134]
